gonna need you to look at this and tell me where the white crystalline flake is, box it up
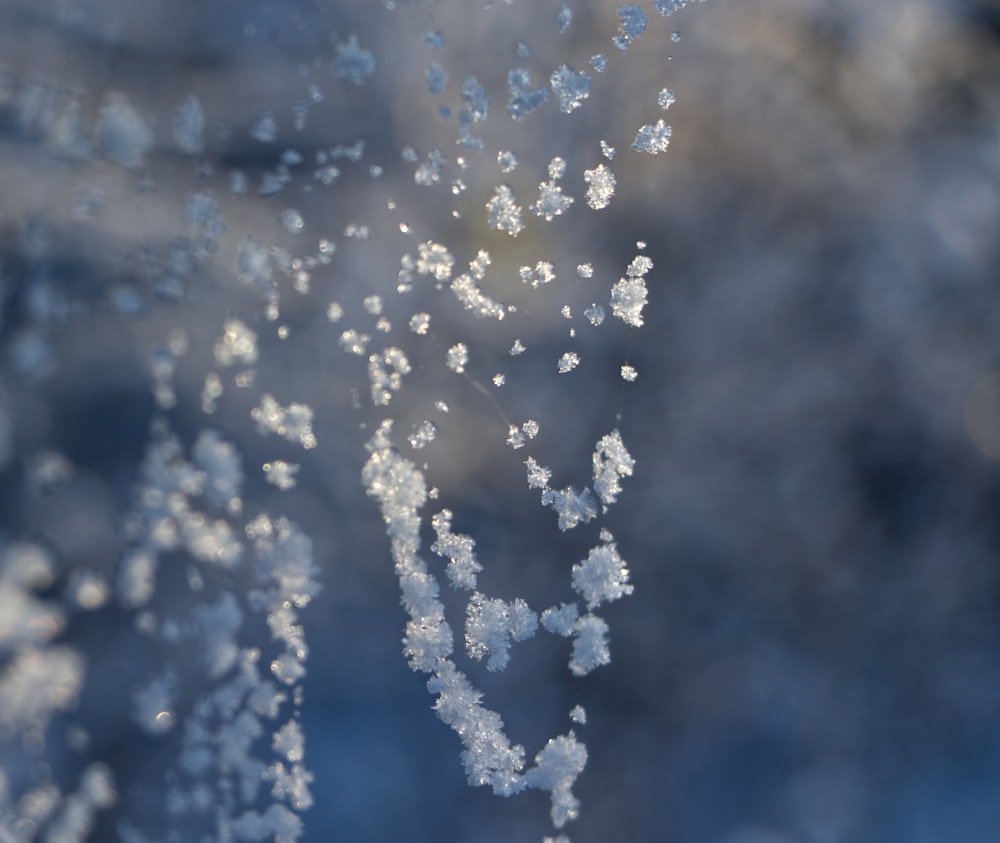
[96,93,153,168]
[263,460,300,491]
[557,352,580,373]
[584,164,615,209]
[465,592,538,671]
[621,364,638,381]
[446,343,468,373]
[487,185,524,236]
[569,614,610,676]
[409,312,431,334]
[416,241,455,281]
[550,65,591,113]
[614,5,648,51]
[592,430,635,506]
[251,395,317,449]
[658,87,676,110]
[572,539,633,609]
[632,119,672,154]
[332,35,376,84]
[214,320,258,367]
[610,276,648,327]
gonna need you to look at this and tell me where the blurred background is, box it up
[1,0,1000,841]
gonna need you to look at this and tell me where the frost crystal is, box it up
[520,261,555,288]
[173,95,205,155]
[572,540,633,609]
[541,486,597,531]
[408,421,438,450]
[507,69,548,120]
[569,615,611,676]
[550,66,592,113]
[487,185,524,236]
[610,277,648,327]
[584,304,605,325]
[446,343,469,373]
[658,87,677,110]
[592,430,635,506]
[556,4,573,32]
[332,35,376,84]
[558,352,580,373]
[584,164,616,210]
[465,592,538,671]
[263,460,300,491]
[417,241,456,281]
[96,93,152,168]
[368,347,411,405]
[251,395,317,449]
[632,119,672,154]
[614,5,649,51]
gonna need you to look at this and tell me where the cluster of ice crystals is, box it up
[487,184,524,236]
[550,65,591,113]
[446,342,469,373]
[592,430,635,506]
[632,119,673,154]
[584,163,616,209]
[251,395,317,449]
[614,4,649,51]
[572,537,634,609]
[465,591,538,671]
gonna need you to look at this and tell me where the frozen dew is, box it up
[557,352,580,373]
[570,705,587,724]
[584,163,616,209]
[569,615,610,676]
[520,261,555,288]
[632,119,672,154]
[658,87,677,110]
[409,312,431,334]
[498,150,519,172]
[279,209,305,233]
[524,732,587,828]
[326,302,344,322]
[426,63,447,95]
[525,457,552,490]
[492,373,505,387]
[465,592,538,671]
[509,339,526,355]
[173,95,205,155]
[263,460,300,491]
[368,347,411,406]
[550,65,591,113]
[572,538,633,609]
[416,241,455,281]
[592,430,635,507]
[363,295,383,316]
[584,304,605,326]
[446,343,469,373]
[541,486,597,531]
[95,93,152,168]
[461,75,490,122]
[486,185,524,236]
[338,329,371,355]
[250,111,278,143]
[408,420,438,450]
[621,364,638,381]
[556,4,572,32]
[600,139,616,160]
[590,54,609,73]
[614,5,648,51]
[610,277,648,327]
[213,320,258,368]
[332,35,376,84]
[251,395,317,449]
[507,69,548,120]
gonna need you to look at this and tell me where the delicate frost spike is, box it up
[487,185,524,236]
[569,614,611,676]
[632,119,672,154]
[524,732,587,828]
[95,93,153,168]
[584,164,616,210]
[572,540,633,609]
[550,65,591,114]
[332,35,376,85]
[614,5,649,51]
[541,486,597,531]
[465,592,538,671]
[610,276,648,327]
[173,95,205,155]
[251,395,317,449]
[431,509,482,590]
[446,343,468,373]
[508,69,548,120]
[592,430,635,507]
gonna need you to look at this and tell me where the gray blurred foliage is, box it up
[1,0,1000,841]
